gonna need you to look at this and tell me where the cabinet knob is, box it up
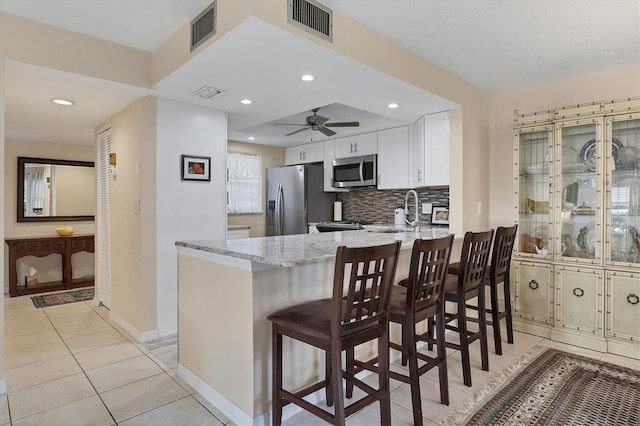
[572,287,585,297]
[627,293,640,305]
[528,279,539,290]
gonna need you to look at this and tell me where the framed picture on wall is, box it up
[181,155,211,181]
[431,206,449,225]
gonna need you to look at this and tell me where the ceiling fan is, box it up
[275,107,360,137]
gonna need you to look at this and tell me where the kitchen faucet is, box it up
[404,189,420,232]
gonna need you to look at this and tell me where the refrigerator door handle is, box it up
[359,157,364,183]
[278,184,285,235]
[275,183,281,235]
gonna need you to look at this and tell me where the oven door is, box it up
[332,155,377,187]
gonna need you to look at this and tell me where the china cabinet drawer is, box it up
[514,261,553,324]
[554,266,603,334]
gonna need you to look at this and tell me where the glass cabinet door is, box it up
[555,119,603,265]
[606,115,640,266]
[515,126,553,258]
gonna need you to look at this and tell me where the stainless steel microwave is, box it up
[332,155,377,188]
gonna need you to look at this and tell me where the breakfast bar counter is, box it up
[175,229,459,425]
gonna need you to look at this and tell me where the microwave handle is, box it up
[359,157,364,183]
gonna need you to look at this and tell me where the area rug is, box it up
[440,347,640,425]
[31,288,94,308]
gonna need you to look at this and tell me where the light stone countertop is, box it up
[176,228,453,267]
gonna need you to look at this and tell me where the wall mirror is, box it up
[17,157,96,222]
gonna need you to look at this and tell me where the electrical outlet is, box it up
[134,198,140,214]
[422,203,433,214]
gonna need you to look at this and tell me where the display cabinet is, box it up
[512,97,640,360]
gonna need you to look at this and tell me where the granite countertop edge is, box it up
[176,228,454,267]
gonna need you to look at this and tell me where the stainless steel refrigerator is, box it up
[266,164,334,236]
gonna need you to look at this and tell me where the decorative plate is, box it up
[579,138,623,171]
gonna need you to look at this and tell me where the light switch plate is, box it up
[134,198,140,214]
[422,203,433,214]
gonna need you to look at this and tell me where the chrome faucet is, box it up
[404,189,420,231]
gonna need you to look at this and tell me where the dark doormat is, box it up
[31,288,95,308]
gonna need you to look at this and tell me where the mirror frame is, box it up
[17,156,96,222]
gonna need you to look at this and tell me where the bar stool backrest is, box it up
[458,230,494,293]
[336,241,401,337]
[406,235,454,312]
[489,225,518,283]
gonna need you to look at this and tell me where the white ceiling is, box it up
[1,0,638,146]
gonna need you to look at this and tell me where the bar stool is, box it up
[440,230,493,387]
[268,241,401,426]
[350,235,454,426]
[447,225,518,355]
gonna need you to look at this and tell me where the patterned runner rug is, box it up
[441,347,640,425]
[31,288,94,308]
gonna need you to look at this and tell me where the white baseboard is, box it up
[108,310,159,343]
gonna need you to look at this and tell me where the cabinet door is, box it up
[377,126,409,189]
[514,261,553,324]
[411,112,450,187]
[334,132,377,158]
[554,118,604,266]
[555,266,603,335]
[606,271,640,341]
[515,126,553,259]
[285,142,324,165]
[604,114,640,268]
[411,116,426,187]
[424,111,449,186]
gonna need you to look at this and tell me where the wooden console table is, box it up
[5,235,94,297]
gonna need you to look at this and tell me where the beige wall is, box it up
[4,138,96,238]
[227,140,285,237]
[50,166,96,216]
[488,63,640,228]
[96,97,156,334]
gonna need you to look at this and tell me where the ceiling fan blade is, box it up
[317,126,337,137]
[274,123,307,126]
[284,127,310,136]
[325,122,360,127]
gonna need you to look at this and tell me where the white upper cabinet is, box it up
[334,132,378,159]
[377,126,410,189]
[284,141,324,165]
[411,111,450,187]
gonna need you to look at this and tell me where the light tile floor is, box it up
[3,293,639,425]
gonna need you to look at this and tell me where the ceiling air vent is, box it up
[191,1,216,52]
[191,86,225,99]
[288,0,333,42]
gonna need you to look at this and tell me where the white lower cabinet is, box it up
[514,261,554,336]
[551,266,606,351]
[606,271,640,359]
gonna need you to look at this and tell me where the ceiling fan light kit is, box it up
[276,107,360,137]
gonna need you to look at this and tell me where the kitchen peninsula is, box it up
[175,228,459,425]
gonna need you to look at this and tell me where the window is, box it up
[227,152,262,214]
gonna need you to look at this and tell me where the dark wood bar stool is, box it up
[440,230,493,387]
[350,235,454,426]
[447,225,518,355]
[267,241,401,426]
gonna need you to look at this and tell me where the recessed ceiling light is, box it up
[51,98,74,106]
[387,102,399,109]
[241,99,253,105]
[248,136,256,141]
[301,74,314,82]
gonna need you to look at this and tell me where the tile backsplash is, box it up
[336,187,449,225]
